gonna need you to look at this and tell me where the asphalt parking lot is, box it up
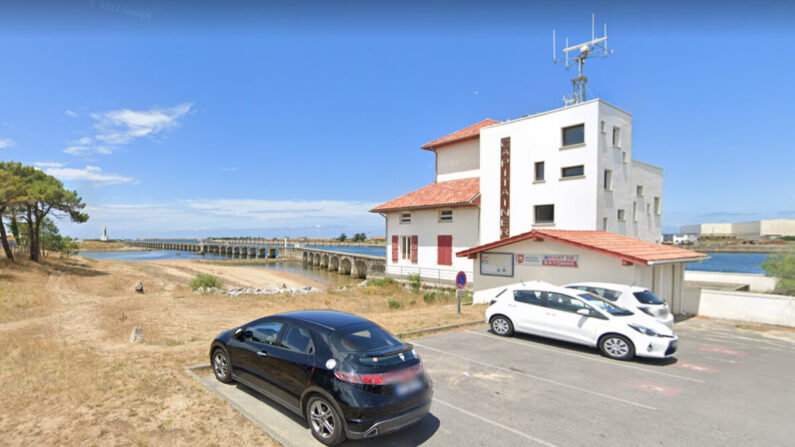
[191,318,795,446]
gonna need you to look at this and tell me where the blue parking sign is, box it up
[456,271,467,289]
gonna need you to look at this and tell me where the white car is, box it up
[484,281,678,360]
[563,282,675,329]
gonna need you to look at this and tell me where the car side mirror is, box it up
[233,327,245,339]
[576,308,591,317]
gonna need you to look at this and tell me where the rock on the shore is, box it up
[129,327,144,343]
[192,286,320,297]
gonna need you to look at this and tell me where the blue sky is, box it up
[1,0,794,239]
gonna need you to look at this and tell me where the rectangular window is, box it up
[636,185,644,196]
[633,202,638,222]
[561,165,584,178]
[600,120,606,134]
[654,197,662,215]
[439,210,453,222]
[612,126,621,147]
[602,217,608,230]
[603,169,613,190]
[437,235,452,266]
[646,203,651,215]
[534,204,555,224]
[534,161,545,181]
[561,124,585,147]
[617,209,626,221]
[622,151,628,164]
[400,213,411,224]
[401,236,411,260]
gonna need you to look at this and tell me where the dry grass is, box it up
[0,256,485,446]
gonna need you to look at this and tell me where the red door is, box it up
[437,235,452,266]
[391,235,398,262]
[410,235,418,264]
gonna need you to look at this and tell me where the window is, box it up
[280,324,313,353]
[514,290,546,306]
[244,321,283,345]
[617,209,626,221]
[622,151,628,164]
[603,169,613,190]
[547,292,588,313]
[612,126,621,147]
[437,235,452,266]
[400,213,411,224]
[561,165,584,178]
[600,120,606,134]
[646,203,651,216]
[534,204,555,224]
[534,161,545,181]
[401,236,411,260]
[439,210,453,222]
[561,124,585,147]
[633,202,638,222]
[633,290,665,305]
[654,197,662,215]
[602,217,608,230]
[331,325,403,353]
[636,185,644,196]
[583,286,621,302]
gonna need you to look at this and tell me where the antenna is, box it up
[552,12,614,106]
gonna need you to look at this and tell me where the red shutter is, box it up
[437,235,452,266]
[410,235,418,264]
[391,235,398,262]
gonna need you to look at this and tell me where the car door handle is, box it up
[256,351,269,357]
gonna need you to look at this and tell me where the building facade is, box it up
[681,219,795,239]
[371,99,663,284]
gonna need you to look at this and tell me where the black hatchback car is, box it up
[210,310,432,445]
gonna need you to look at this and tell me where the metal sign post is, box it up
[455,271,467,315]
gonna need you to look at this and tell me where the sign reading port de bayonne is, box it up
[456,271,467,289]
[517,254,580,267]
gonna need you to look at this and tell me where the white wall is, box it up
[435,139,480,182]
[684,271,779,293]
[627,160,663,242]
[468,237,684,305]
[759,219,795,237]
[682,288,795,327]
[385,207,478,282]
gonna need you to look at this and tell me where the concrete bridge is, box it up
[126,241,385,279]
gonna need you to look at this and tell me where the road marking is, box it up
[465,330,705,384]
[699,345,748,357]
[413,342,657,410]
[704,356,737,364]
[434,398,558,447]
[674,362,718,374]
[624,382,682,398]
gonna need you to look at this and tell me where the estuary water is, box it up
[685,252,770,274]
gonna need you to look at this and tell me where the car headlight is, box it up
[628,323,659,337]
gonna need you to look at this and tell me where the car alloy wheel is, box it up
[306,396,345,445]
[600,335,634,360]
[490,316,513,337]
[213,349,232,383]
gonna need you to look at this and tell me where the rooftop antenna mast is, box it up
[553,13,614,106]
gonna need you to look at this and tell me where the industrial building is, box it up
[681,219,795,239]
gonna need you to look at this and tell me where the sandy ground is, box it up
[0,256,484,446]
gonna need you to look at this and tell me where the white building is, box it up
[371,99,664,284]
[681,219,795,239]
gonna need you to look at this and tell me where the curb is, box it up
[398,320,485,338]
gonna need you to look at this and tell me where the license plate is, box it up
[395,379,422,396]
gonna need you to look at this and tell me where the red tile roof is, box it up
[370,178,480,213]
[457,230,708,265]
[421,119,500,150]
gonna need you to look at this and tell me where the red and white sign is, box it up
[516,254,579,267]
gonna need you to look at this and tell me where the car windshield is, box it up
[633,290,665,305]
[578,293,633,316]
[331,323,404,353]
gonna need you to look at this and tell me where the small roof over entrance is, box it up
[457,230,708,266]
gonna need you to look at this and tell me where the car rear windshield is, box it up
[578,293,633,316]
[331,324,404,354]
[633,290,665,305]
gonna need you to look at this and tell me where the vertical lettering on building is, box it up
[500,137,511,239]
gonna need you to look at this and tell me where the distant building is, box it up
[681,219,795,239]
[663,233,698,245]
[101,226,109,242]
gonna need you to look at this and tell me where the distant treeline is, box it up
[0,161,88,262]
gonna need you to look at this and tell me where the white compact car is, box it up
[563,282,675,329]
[484,281,678,360]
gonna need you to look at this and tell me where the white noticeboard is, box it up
[516,254,579,268]
[480,252,514,277]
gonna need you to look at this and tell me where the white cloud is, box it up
[185,199,377,222]
[65,110,79,118]
[0,137,15,149]
[64,102,193,155]
[34,161,65,168]
[44,165,138,186]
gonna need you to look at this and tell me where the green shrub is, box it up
[423,292,436,303]
[407,273,421,292]
[762,251,795,296]
[388,300,402,309]
[367,277,397,287]
[190,273,224,291]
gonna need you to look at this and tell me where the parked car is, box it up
[484,281,678,360]
[563,282,674,328]
[210,310,432,445]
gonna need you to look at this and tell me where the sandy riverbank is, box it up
[148,259,323,290]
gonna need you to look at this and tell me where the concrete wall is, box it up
[385,207,478,282]
[469,237,683,308]
[759,219,795,237]
[684,271,779,293]
[435,139,480,182]
[682,288,795,327]
[628,160,663,242]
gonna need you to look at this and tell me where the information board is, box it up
[480,252,514,277]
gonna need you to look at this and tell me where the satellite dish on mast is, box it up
[553,13,614,105]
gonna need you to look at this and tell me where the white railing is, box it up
[386,265,473,285]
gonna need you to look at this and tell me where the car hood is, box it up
[627,313,675,336]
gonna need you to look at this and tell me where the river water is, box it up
[685,252,771,275]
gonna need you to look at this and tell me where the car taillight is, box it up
[334,364,422,385]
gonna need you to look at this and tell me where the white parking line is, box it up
[464,330,705,384]
[413,342,657,411]
[434,398,558,447]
